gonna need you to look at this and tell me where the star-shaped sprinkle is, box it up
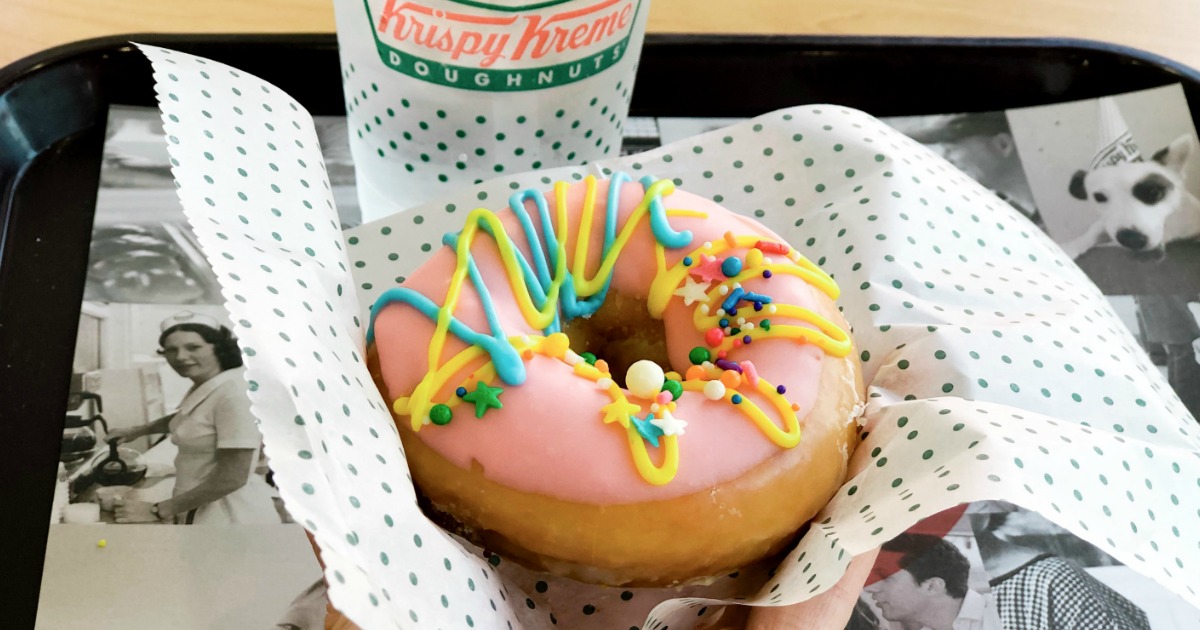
[650,409,688,437]
[689,254,727,283]
[673,276,711,306]
[632,412,665,447]
[461,381,503,418]
[600,398,641,429]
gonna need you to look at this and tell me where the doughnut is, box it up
[367,174,863,586]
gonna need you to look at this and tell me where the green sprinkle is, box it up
[580,352,597,365]
[429,404,452,425]
[688,347,710,365]
[662,380,683,401]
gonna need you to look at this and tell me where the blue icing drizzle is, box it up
[366,173,692,386]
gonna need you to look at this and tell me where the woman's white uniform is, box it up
[169,367,279,524]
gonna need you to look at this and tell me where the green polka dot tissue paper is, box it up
[140,44,1200,630]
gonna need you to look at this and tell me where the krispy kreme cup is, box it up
[333,0,651,220]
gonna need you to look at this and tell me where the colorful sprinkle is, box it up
[755,240,790,255]
[455,387,467,397]
[719,318,730,327]
[580,352,597,365]
[776,384,787,394]
[721,287,746,312]
[97,539,107,548]
[682,256,693,266]
[626,360,666,399]
[761,320,772,331]
[594,359,610,375]
[715,358,742,373]
[731,394,743,404]
[721,257,743,277]
[763,270,773,278]
[740,361,760,387]
[689,254,727,282]
[688,347,710,365]
[461,381,504,418]
[650,409,688,436]
[685,365,708,381]
[720,370,742,388]
[662,379,683,400]
[703,380,726,400]
[743,335,752,344]
[745,248,764,267]
[632,412,665,447]
[430,404,453,425]
[754,302,764,311]
[743,291,772,305]
[705,327,725,347]
[723,231,738,248]
[655,391,673,404]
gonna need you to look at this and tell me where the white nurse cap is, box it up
[160,310,221,332]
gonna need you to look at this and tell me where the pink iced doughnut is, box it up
[368,174,862,586]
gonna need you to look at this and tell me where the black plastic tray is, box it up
[3,33,1199,628]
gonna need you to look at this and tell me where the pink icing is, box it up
[372,180,828,504]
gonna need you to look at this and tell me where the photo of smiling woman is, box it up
[106,311,279,524]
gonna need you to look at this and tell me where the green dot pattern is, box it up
[142,45,519,630]
[146,44,1200,627]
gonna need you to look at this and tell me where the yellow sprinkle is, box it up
[664,371,682,382]
[745,248,764,268]
[97,539,107,548]
[543,332,570,358]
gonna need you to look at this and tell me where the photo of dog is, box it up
[1006,84,1200,294]
[1062,133,1200,259]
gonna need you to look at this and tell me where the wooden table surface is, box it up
[3,0,1200,71]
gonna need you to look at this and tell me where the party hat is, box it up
[1090,97,1142,169]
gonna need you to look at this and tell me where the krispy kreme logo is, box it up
[364,0,642,91]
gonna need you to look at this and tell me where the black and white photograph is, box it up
[1107,294,1200,419]
[849,506,1000,630]
[884,111,1043,228]
[56,302,288,526]
[966,501,1198,629]
[94,106,362,304]
[1005,85,1200,294]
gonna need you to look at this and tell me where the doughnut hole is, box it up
[561,292,673,388]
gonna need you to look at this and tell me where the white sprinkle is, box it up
[700,304,710,314]
[764,257,774,265]
[422,416,432,426]
[724,327,733,335]
[733,282,742,289]
[716,308,726,316]
[768,305,777,314]
[736,317,746,325]
[564,351,583,366]
[703,380,726,401]
[702,361,715,370]
[650,403,661,413]
[744,322,755,330]
[703,241,712,250]
[718,286,730,295]
[597,378,613,390]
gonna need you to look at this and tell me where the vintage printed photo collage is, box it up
[48,85,1200,628]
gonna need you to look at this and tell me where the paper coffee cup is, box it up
[333,0,651,220]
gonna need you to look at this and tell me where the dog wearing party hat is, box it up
[1062,98,1200,260]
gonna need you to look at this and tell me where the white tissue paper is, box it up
[139,43,1200,629]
